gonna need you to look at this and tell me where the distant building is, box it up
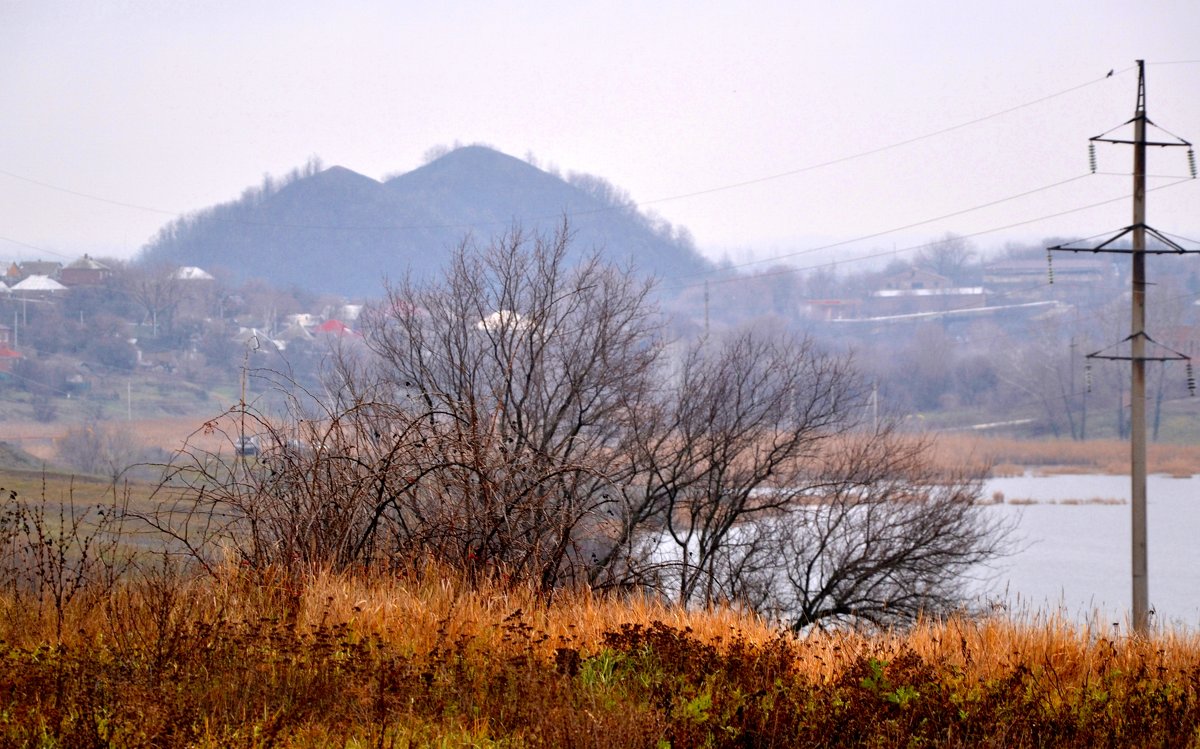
[984,258,1109,287]
[172,266,216,282]
[0,346,20,374]
[172,265,218,321]
[59,254,113,286]
[881,267,953,292]
[12,260,62,281]
[232,327,281,351]
[315,319,354,336]
[868,267,985,316]
[802,298,862,322]
[0,325,20,374]
[11,274,67,295]
[275,321,315,345]
[284,313,320,328]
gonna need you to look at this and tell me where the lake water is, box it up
[975,473,1200,631]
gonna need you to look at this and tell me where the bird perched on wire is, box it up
[1107,69,1114,78]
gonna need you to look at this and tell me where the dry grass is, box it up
[3,565,1200,746]
[13,417,1197,481]
[0,468,166,522]
[1,414,226,462]
[931,435,1200,477]
[0,561,777,656]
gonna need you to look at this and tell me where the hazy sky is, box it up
[2,1,1198,274]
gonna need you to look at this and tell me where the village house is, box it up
[868,267,986,317]
[801,298,862,322]
[171,266,216,282]
[0,324,20,374]
[983,257,1111,295]
[7,260,63,283]
[58,254,114,287]
[11,274,68,297]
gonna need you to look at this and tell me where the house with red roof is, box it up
[315,319,354,336]
[0,325,21,374]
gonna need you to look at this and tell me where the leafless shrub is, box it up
[350,221,663,591]
[0,482,133,641]
[764,431,1009,630]
[56,419,149,482]
[619,328,865,605]
[141,222,1009,627]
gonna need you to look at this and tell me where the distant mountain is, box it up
[138,147,712,297]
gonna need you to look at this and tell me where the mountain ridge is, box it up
[138,147,711,297]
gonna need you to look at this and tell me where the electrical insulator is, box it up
[1188,148,1197,179]
[1085,363,1093,394]
[1046,250,1054,284]
[1089,143,1097,174]
[1188,361,1196,397]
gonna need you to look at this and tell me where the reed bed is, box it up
[2,565,1199,747]
[932,436,1200,477]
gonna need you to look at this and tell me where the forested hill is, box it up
[137,146,712,298]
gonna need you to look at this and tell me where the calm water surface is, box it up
[976,473,1200,630]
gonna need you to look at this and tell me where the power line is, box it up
[682,169,1194,282]
[0,67,1128,234]
[675,173,1097,279]
[0,234,75,260]
[638,69,1129,208]
[0,168,181,217]
[665,177,1195,291]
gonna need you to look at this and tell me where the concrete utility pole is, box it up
[1050,60,1196,635]
[1129,71,1148,633]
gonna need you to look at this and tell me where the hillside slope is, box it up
[139,147,710,297]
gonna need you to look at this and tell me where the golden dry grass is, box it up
[10,563,1200,684]
[1,414,225,462]
[5,566,1200,746]
[1,562,774,657]
[931,435,1200,477]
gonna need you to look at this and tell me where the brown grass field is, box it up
[2,419,1200,745]
[0,414,226,463]
[930,435,1200,477]
[1,565,1199,746]
[6,413,1199,478]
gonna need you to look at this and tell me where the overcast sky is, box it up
[2,1,1198,274]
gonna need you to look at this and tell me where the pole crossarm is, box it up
[1049,224,1198,255]
[1087,331,1192,362]
[1092,135,1193,148]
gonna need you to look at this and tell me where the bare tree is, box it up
[1146,276,1193,440]
[759,431,1005,630]
[145,224,663,588]
[988,313,1097,440]
[353,222,663,589]
[145,383,440,577]
[122,263,183,338]
[619,328,863,605]
[146,223,1009,626]
[620,327,1006,627]
[57,419,148,483]
[915,232,977,283]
